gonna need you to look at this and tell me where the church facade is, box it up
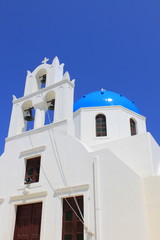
[0,57,160,240]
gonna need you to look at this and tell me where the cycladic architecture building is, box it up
[0,57,160,240]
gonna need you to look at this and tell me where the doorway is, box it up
[62,196,83,240]
[14,202,42,240]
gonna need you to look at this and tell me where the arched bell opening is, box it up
[44,91,55,125]
[22,101,35,131]
[36,69,47,89]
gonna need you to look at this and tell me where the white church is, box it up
[0,57,160,240]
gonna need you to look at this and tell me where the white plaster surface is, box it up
[1,57,160,240]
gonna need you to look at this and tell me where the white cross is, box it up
[42,57,49,64]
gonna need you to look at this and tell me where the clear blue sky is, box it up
[0,0,160,154]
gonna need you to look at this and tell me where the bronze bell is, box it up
[39,74,46,83]
[24,108,34,121]
[47,99,55,111]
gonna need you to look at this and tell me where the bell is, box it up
[47,99,55,111]
[24,177,33,184]
[24,108,34,121]
[39,74,46,84]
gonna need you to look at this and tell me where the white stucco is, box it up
[74,106,146,146]
[0,57,160,240]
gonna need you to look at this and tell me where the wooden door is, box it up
[14,202,42,240]
[62,196,83,240]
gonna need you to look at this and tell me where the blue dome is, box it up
[74,90,140,113]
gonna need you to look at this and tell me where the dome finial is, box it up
[101,88,106,94]
[101,88,106,91]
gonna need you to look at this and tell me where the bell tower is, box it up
[8,57,75,137]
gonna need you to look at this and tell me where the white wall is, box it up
[1,122,153,240]
[1,57,160,240]
[144,176,160,240]
[90,149,149,240]
[93,132,160,177]
[74,106,146,146]
[0,125,95,240]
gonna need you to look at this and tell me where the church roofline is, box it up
[73,105,146,120]
[13,79,74,104]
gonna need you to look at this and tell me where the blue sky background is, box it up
[0,0,160,154]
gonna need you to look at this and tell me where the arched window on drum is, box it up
[130,118,137,136]
[96,114,107,137]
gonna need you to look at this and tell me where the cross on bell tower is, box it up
[41,57,49,64]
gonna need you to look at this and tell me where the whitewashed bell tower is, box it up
[8,57,75,137]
